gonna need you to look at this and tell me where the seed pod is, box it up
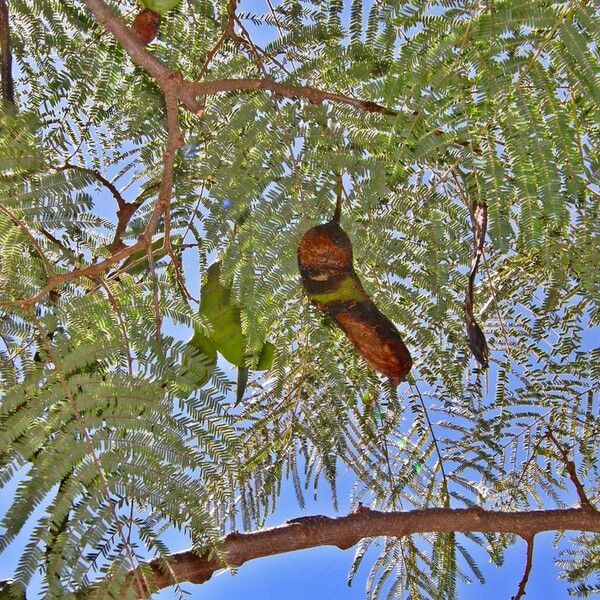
[464,202,490,369]
[132,8,161,45]
[298,221,412,385]
[465,310,489,369]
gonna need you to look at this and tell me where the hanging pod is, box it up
[298,220,412,385]
[464,203,489,369]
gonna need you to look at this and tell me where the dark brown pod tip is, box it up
[298,221,353,274]
[335,300,413,384]
[132,9,161,45]
[466,316,489,369]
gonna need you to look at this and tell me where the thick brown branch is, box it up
[512,536,535,600]
[2,507,599,598]
[115,506,600,597]
[0,0,15,106]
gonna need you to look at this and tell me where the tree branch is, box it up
[80,0,396,116]
[188,78,398,115]
[2,506,599,597]
[0,0,15,106]
[512,536,535,600]
[57,163,127,211]
[546,428,595,510]
[114,506,600,597]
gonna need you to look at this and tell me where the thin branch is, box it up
[515,434,546,489]
[545,428,595,510]
[197,0,238,80]
[0,0,15,106]
[57,163,127,211]
[39,228,76,260]
[109,506,599,597]
[0,240,146,308]
[55,162,143,253]
[188,78,397,115]
[411,382,450,505]
[512,536,535,600]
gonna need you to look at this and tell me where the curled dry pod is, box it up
[298,221,412,385]
[464,300,489,369]
[132,8,161,45]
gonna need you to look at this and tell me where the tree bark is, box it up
[119,505,599,596]
[0,0,15,106]
[5,505,595,597]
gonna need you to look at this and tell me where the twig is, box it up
[0,0,15,106]
[55,162,145,253]
[233,16,269,76]
[197,0,238,79]
[410,382,450,505]
[266,0,297,72]
[57,163,127,211]
[545,428,595,510]
[511,535,535,600]
[99,280,133,376]
[515,434,546,489]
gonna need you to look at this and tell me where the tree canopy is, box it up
[0,0,598,598]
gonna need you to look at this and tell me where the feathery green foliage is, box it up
[1,0,599,598]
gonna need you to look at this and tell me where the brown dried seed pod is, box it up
[132,9,161,45]
[297,221,353,274]
[465,314,489,369]
[298,221,412,384]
